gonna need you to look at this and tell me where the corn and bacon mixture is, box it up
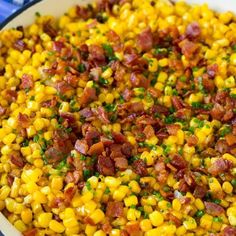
[0,0,236,235]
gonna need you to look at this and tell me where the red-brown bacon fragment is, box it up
[88,142,104,156]
[80,87,97,106]
[186,22,201,40]
[53,41,65,52]
[210,103,225,120]
[23,228,37,236]
[0,105,6,116]
[125,222,140,235]
[14,39,27,52]
[132,159,148,176]
[114,157,128,170]
[130,72,150,89]
[43,21,57,38]
[204,202,225,216]
[208,158,233,176]
[166,124,180,136]
[222,226,236,236]
[55,81,73,94]
[18,113,30,128]
[93,106,110,124]
[207,64,218,78]
[20,74,34,89]
[143,125,155,139]
[10,153,25,168]
[106,201,124,217]
[186,135,198,146]
[170,154,187,169]
[225,134,236,146]
[178,39,199,58]
[75,139,89,155]
[97,155,115,176]
[137,27,153,51]
[171,96,184,110]
[88,44,106,66]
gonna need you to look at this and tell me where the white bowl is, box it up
[0,0,236,235]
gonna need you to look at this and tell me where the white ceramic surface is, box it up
[0,0,236,235]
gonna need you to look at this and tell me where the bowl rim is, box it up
[0,0,43,30]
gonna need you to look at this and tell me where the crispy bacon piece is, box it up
[167,213,182,227]
[75,139,89,155]
[79,107,94,120]
[65,171,80,184]
[41,96,57,108]
[170,154,187,169]
[5,90,17,102]
[88,142,104,156]
[97,155,115,176]
[186,22,201,40]
[207,64,218,78]
[0,105,6,116]
[204,202,225,216]
[121,142,133,157]
[14,39,26,52]
[151,104,169,115]
[23,228,37,236]
[178,39,199,58]
[102,222,112,234]
[10,154,25,168]
[112,132,127,144]
[115,157,128,170]
[137,27,153,51]
[45,147,63,164]
[55,81,73,94]
[208,158,233,176]
[80,87,97,106]
[88,44,106,66]
[20,74,34,89]
[202,75,215,92]
[53,41,65,52]
[106,201,124,217]
[93,106,110,124]
[84,127,100,146]
[222,226,236,236]
[122,88,133,102]
[64,186,76,205]
[90,67,102,81]
[84,216,96,226]
[193,185,207,198]
[132,159,148,176]
[125,222,140,235]
[155,160,168,184]
[215,140,229,154]
[106,30,120,42]
[186,135,198,146]
[171,96,184,110]
[18,113,30,128]
[123,52,139,67]
[210,103,225,120]
[130,72,150,89]
[225,134,236,146]
[60,112,76,124]
[136,115,157,125]
[143,125,155,139]
[43,21,57,38]
[166,124,180,135]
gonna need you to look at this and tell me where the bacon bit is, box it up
[208,158,233,176]
[106,201,124,217]
[202,76,215,92]
[55,81,73,94]
[93,106,110,124]
[5,90,17,102]
[207,64,218,78]
[14,39,26,52]
[20,74,34,89]
[43,21,57,38]
[130,72,150,89]
[0,105,6,116]
[10,154,25,168]
[184,172,196,187]
[65,74,79,87]
[136,115,157,125]
[143,125,155,139]
[64,186,76,205]
[225,134,236,146]
[132,159,148,176]
[178,39,199,58]
[151,104,169,115]
[167,213,182,227]
[179,197,191,204]
[88,142,104,156]
[97,155,115,176]
[79,108,94,120]
[215,140,229,154]
[50,197,64,208]
[223,110,234,122]
[171,154,187,169]
[7,175,14,186]
[122,88,133,102]
[53,41,65,52]
[60,112,76,124]
[121,142,133,157]
[125,222,140,235]
[84,128,100,146]
[41,96,57,108]
[23,228,37,236]
[186,22,201,40]
[80,87,97,106]
[18,113,30,128]
[147,87,161,98]
[112,132,127,144]
[45,147,63,164]
[137,27,153,51]
[123,52,139,67]
[84,216,96,226]
[100,136,114,146]
[155,160,168,184]
[166,124,180,135]
[102,222,112,234]
[115,157,128,170]
[76,5,91,20]
[156,131,169,140]
[90,67,102,81]
[186,135,198,146]
[65,170,80,184]
[120,230,129,236]
[222,226,236,236]
[204,202,225,216]
[210,103,225,120]
[175,108,192,120]
[193,185,207,198]
[88,44,106,66]
[75,139,89,155]
[171,96,184,110]
[106,30,120,42]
